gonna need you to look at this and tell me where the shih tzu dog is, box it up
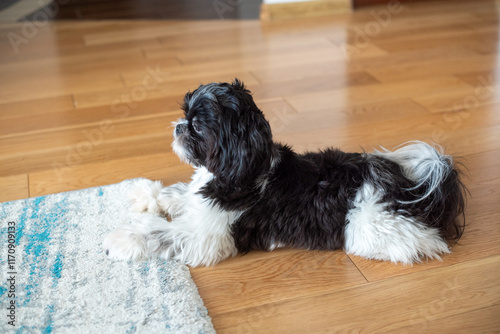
[103,79,466,267]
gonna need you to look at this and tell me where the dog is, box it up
[103,79,466,267]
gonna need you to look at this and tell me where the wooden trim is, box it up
[260,0,352,22]
[353,0,454,9]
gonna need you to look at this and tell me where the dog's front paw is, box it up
[103,227,147,261]
[128,179,163,214]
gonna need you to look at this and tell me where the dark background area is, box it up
[22,0,263,20]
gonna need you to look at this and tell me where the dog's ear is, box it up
[205,91,274,188]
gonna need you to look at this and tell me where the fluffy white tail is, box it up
[374,141,453,204]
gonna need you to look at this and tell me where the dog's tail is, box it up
[374,141,467,243]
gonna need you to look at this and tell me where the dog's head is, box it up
[173,79,275,186]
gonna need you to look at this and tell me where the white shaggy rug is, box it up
[0,179,215,334]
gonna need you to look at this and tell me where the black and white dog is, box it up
[103,79,466,267]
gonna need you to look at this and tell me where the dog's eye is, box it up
[192,117,202,134]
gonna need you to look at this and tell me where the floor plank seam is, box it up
[345,253,370,283]
[27,173,31,198]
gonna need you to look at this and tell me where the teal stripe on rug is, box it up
[0,180,215,333]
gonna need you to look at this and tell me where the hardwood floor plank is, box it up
[354,16,492,43]
[0,71,124,105]
[455,69,500,87]
[277,123,500,159]
[211,255,500,333]
[0,174,29,203]
[0,95,74,120]
[269,98,429,136]
[385,303,500,334]
[252,72,379,100]
[374,30,499,55]
[120,69,259,90]
[366,55,498,82]
[0,23,86,60]
[73,72,259,109]
[191,250,367,317]
[82,20,259,46]
[252,46,476,82]
[412,85,500,113]
[145,43,349,72]
[273,104,500,156]
[0,96,179,137]
[155,25,265,51]
[0,43,182,104]
[285,76,473,110]
[175,36,335,65]
[0,48,147,80]
[28,152,193,197]
[0,31,162,65]
[0,113,180,176]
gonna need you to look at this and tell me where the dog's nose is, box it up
[175,123,187,136]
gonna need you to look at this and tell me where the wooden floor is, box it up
[1,0,500,332]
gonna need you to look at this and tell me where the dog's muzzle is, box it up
[174,122,188,137]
